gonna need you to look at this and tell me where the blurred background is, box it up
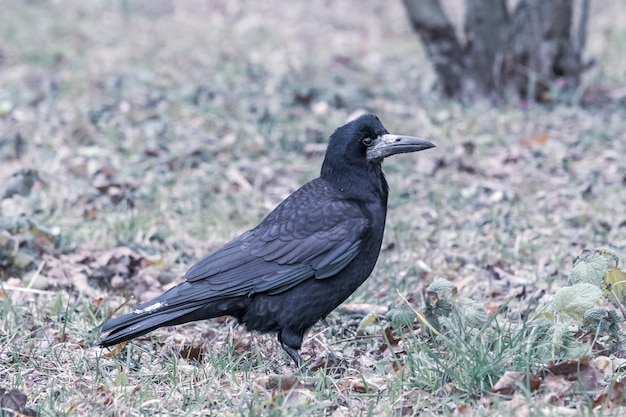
[1,0,626,414]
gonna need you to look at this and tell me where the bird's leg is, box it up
[280,341,303,368]
[278,332,311,374]
[280,342,313,375]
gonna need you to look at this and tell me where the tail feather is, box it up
[100,281,208,346]
[99,305,205,347]
[99,294,252,347]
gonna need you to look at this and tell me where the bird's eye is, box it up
[362,137,373,147]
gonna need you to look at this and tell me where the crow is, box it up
[99,114,435,368]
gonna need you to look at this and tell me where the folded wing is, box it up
[117,179,369,319]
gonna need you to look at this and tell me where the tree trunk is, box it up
[463,0,509,94]
[401,0,466,97]
[402,0,592,101]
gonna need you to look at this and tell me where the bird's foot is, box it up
[280,340,313,375]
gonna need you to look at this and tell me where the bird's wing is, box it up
[183,179,369,297]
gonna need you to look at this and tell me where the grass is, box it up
[1,0,626,415]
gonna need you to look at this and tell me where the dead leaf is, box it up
[544,358,604,392]
[491,371,541,396]
[179,342,207,362]
[520,133,549,147]
[253,370,298,392]
[484,302,500,315]
[593,377,626,408]
[103,342,126,358]
[0,387,35,416]
[338,376,385,395]
[308,351,342,372]
[395,400,414,416]
[542,373,575,403]
[547,358,590,376]
[91,297,104,309]
[381,326,402,352]
[53,330,68,343]
[279,369,298,391]
[95,386,114,406]
[229,329,251,355]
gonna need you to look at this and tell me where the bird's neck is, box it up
[320,163,389,205]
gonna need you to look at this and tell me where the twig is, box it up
[0,286,56,295]
[26,260,46,289]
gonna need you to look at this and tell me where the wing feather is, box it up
[175,179,369,304]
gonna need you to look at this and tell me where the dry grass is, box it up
[1,0,626,415]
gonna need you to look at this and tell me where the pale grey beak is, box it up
[366,134,435,162]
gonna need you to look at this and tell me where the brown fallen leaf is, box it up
[179,342,207,362]
[103,342,126,358]
[229,329,251,355]
[593,377,626,408]
[381,326,401,350]
[53,330,68,343]
[544,358,604,393]
[95,386,114,406]
[91,297,104,309]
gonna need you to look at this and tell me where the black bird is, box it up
[100,114,435,368]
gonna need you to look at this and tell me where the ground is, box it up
[1,0,626,416]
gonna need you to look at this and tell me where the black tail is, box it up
[99,283,252,347]
[99,280,217,347]
[99,305,206,347]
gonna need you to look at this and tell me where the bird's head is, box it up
[321,114,435,180]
